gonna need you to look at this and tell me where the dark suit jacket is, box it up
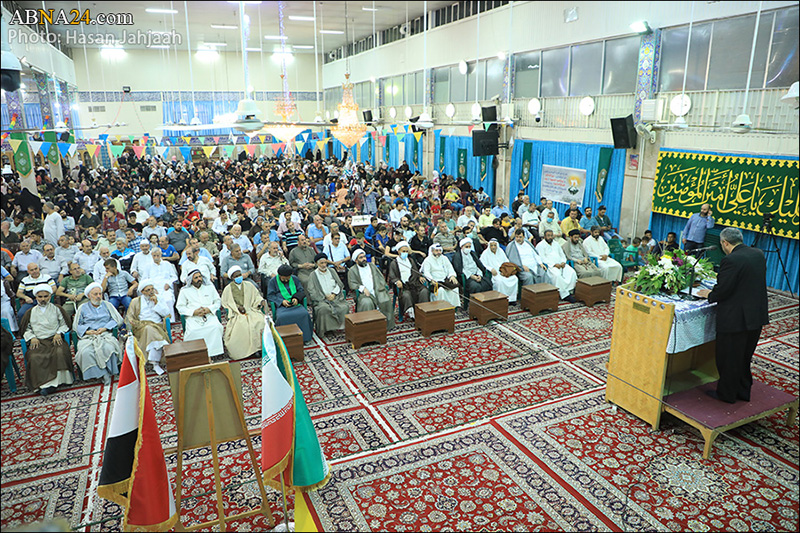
[451,250,489,281]
[707,244,769,333]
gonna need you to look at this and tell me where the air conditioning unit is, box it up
[640,99,663,122]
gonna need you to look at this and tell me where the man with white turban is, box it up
[306,253,348,338]
[536,229,578,302]
[387,241,429,320]
[74,282,124,384]
[125,279,172,374]
[19,284,73,395]
[221,266,266,360]
[348,249,395,329]
[177,269,225,357]
[451,237,492,306]
[583,226,623,283]
[421,244,461,308]
[480,239,520,302]
[142,247,178,320]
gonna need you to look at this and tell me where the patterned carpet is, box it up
[1,291,798,531]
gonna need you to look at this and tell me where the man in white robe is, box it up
[480,239,520,302]
[180,245,216,285]
[125,279,172,374]
[130,240,155,280]
[506,231,547,287]
[142,247,178,320]
[584,226,623,283]
[43,202,65,246]
[177,269,225,357]
[535,230,578,302]
[421,244,460,308]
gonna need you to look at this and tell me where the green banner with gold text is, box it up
[653,150,799,239]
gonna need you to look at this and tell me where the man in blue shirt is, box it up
[682,204,715,253]
[579,207,594,232]
[491,198,511,219]
[364,217,380,244]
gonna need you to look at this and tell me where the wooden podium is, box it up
[606,287,798,459]
[606,287,718,431]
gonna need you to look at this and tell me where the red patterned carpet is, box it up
[1,291,798,532]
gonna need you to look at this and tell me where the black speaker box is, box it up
[472,130,499,156]
[363,110,373,123]
[481,106,498,132]
[610,114,637,149]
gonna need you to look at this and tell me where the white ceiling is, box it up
[14,1,455,52]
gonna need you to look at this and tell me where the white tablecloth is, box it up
[652,281,718,354]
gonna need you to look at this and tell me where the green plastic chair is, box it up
[608,239,638,271]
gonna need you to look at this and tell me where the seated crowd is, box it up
[0,152,665,396]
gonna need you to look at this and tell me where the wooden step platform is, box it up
[662,380,798,459]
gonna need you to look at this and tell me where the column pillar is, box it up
[4,88,27,130]
[633,30,662,124]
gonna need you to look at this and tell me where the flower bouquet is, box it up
[628,249,716,296]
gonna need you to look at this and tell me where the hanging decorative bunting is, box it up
[155,136,163,145]
[8,139,24,153]
[68,144,78,157]
[202,146,216,158]
[245,144,257,156]
[132,145,146,158]
[86,144,100,158]
[221,145,235,158]
[109,144,126,158]
[413,131,423,143]
[467,125,475,133]
[359,136,368,146]
[273,142,285,154]
[447,127,456,135]
[157,146,170,158]
[179,146,192,161]
[315,140,326,153]
[212,136,220,144]
[57,143,71,158]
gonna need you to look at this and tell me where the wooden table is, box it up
[414,300,455,337]
[468,290,508,325]
[275,324,305,362]
[574,276,612,307]
[520,283,559,315]
[345,309,387,349]
[164,339,210,373]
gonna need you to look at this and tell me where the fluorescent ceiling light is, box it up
[210,24,238,30]
[292,45,314,49]
[362,7,378,11]
[319,30,344,34]
[145,8,178,14]
[150,45,170,49]
[245,47,262,52]
[203,42,227,47]
[271,52,294,64]
[227,1,261,4]
[264,35,288,40]
[288,15,316,22]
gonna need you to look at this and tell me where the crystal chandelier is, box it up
[331,2,367,149]
[265,2,303,147]
[331,73,367,148]
[268,73,303,143]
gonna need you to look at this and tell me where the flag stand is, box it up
[270,472,295,532]
[173,362,274,532]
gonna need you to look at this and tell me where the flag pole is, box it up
[276,472,293,532]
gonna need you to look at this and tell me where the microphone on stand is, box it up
[686,245,716,255]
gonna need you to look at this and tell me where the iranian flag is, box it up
[97,337,178,531]
[261,317,330,492]
[260,316,295,481]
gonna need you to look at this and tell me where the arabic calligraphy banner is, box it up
[653,151,799,240]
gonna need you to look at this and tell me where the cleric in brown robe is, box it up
[19,284,74,395]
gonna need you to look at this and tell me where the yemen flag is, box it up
[262,316,331,492]
[98,337,178,531]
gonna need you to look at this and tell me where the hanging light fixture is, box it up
[266,1,303,144]
[331,1,367,148]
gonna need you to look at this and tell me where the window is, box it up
[569,41,603,96]
[706,13,772,90]
[603,36,639,94]
[658,23,711,92]
[415,71,425,105]
[541,46,570,97]
[450,64,467,102]
[768,6,799,87]
[514,50,540,98]
[466,60,486,101]
[485,58,504,100]
[433,67,450,103]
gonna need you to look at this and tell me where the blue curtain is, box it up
[440,135,496,201]
[161,99,239,136]
[509,139,625,220]
[24,103,43,130]
[648,148,799,294]
[359,135,375,165]
[385,134,399,169]
[404,133,423,173]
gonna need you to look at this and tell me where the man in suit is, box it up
[697,227,768,404]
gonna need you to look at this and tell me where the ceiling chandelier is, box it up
[265,1,303,147]
[331,2,367,148]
